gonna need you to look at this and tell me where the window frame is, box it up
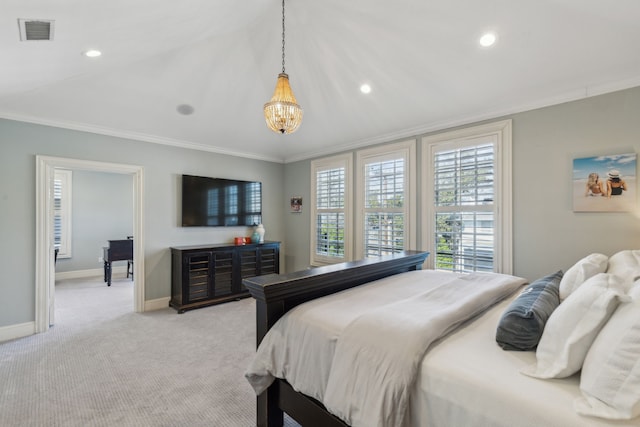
[355,139,417,259]
[310,153,353,266]
[53,169,72,259]
[421,120,513,273]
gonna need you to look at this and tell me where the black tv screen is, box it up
[181,175,262,227]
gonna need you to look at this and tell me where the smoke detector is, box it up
[18,19,55,41]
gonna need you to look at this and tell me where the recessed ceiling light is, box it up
[84,49,102,58]
[176,104,195,115]
[360,84,371,94]
[479,33,496,47]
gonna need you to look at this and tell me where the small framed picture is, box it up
[290,196,302,213]
[572,153,636,212]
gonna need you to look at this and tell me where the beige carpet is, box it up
[0,275,299,427]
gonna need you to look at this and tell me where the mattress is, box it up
[412,294,640,427]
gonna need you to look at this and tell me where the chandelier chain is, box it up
[281,0,286,73]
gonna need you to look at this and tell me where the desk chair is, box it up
[103,239,133,286]
[126,236,134,278]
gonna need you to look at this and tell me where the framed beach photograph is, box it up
[572,153,637,212]
[290,196,302,213]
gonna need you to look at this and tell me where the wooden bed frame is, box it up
[243,250,430,427]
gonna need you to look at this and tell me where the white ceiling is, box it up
[2,0,640,163]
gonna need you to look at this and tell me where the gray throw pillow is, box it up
[495,270,563,351]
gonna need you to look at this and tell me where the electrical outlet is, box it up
[98,256,103,263]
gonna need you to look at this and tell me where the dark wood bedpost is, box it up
[244,250,429,427]
[254,296,286,426]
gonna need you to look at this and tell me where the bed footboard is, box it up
[243,250,429,427]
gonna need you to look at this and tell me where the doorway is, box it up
[35,156,145,333]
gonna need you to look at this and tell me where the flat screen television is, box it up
[181,174,262,227]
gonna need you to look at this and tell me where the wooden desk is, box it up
[103,239,133,286]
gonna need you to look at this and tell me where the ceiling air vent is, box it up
[18,19,55,41]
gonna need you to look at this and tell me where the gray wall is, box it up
[511,87,640,279]
[282,87,640,281]
[0,120,284,327]
[1,87,639,329]
[55,170,133,273]
[283,160,312,272]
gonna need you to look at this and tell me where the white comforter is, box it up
[245,269,526,427]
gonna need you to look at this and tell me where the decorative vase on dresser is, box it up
[255,223,265,243]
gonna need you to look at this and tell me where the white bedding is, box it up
[413,295,640,427]
[245,269,526,426]
[322,271,526,427]
[245,268,640,427]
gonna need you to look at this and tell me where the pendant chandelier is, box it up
[264,0,303,134]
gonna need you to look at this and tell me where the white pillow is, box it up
[522,273,628,379]
[559,253,608,301]
[631,278,640,299]
[575,298,640,419]
[606,249,640,285]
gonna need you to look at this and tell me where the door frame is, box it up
[35,155,145,333]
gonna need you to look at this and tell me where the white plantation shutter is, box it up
[53,169,72,258]
[363,157,406,257]
[433,143,495,272]
[316,167,345,257]
[356,140,416,259]
[53,178,62,247]
[311,154,352,265]
[422,120,513,274]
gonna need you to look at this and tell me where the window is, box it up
[356,140,416,259]
[422,120,513,273]
[53,169,72,258]
[310,153,352,265]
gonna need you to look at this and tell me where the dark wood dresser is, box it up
[170,241,280,313]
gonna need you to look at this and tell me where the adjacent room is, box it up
[1,1,639,426]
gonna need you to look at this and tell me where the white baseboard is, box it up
[0,321,35,343]
[0,297,168,343]
[55,266,127,281]
[144,297,170,312]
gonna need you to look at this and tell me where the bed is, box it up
[243,250,640,427]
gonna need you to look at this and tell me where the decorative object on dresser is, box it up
[252,228,261,245]
[255,223,266,243]
[170,241,279,313]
